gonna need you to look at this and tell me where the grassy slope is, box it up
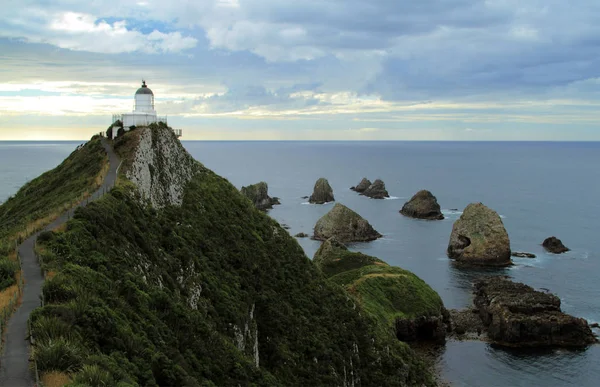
[315,241,444,333]
[0,136,107,291]
[32,164,435,386]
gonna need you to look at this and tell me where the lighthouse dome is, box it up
[135,80,153,95]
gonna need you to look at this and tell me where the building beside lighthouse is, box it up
[111,80,182,137]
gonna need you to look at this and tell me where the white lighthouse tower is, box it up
[111,80,181,138]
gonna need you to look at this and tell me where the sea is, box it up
[1,140,599,386]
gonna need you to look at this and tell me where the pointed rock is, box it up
[350,178,371,193]
[309,178,334,204]
[361,179,389,199]
[400,190,444,220]
[240,182,280,211]
[313,203,382,242]
[447,203,511,266]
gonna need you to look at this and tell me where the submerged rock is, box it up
[294,232,309,238]
[400,190,444,220]
[542,236,570,254]
[473,277,596,347]
[240,182,281,211]
[309,178,334,204]
[350,178,371,193]
[447,203,511,266]
[511,252,536,258]
[313,203,381,243]
[361,179,389,199]
[314,238,448,343]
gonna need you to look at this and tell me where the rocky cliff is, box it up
[124,127,198,208]
[30,127,435,387]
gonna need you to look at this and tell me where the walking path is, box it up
[0,138,120,386]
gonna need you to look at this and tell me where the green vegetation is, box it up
[314,238,445,333]
[0,136,107,290]
[32,158,435,385]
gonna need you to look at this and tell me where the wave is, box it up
[384,196,403,200]
[442,209,463,216]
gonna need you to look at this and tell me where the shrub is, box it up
[34,338,85,372]
[37,231,54,244]
[32,316,76,344]
[71,364,114,386]
[0,259,17,290]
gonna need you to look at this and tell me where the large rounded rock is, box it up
[314,239,448,343]
[240,182,280,211]
[313,203,382,242]
[400,190,444,220]
[542,236,570,254]
[350,178,371,193]
[309,178,334,204]
[447,203,511,266]
[361,179,389,199]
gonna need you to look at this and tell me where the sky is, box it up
[1,0,599,141]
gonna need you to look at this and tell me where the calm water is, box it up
[1,140,599,386]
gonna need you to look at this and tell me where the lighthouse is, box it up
[111,81,181,138]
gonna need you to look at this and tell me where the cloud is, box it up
[0,9,197,54]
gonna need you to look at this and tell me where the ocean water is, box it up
[1,140,599,386]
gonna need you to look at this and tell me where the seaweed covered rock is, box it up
[473,277,596,347]
[350,178,371,193]
[361,179,389,199]
[240,182,280,211]
[400,190,444,220]
[447,203,511,266]
[542,236,570,254]
[313,203,382,242]
[309,178,334,204]
[314,239,448,342]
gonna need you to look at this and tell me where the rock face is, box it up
[447,203,511,266]
[400,190,444,220]
[350,178,371,193]
[473,277,596,347]
[126,127,198,208]
[240,182,280,211]
[309,178,334,204]
[361,179,389,199]
[314,238,449,343]
[542,236,570,254]
[313,203,382,242]
[511,252,536,258]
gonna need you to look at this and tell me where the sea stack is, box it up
[447,203,511,266]
[542,236,570,254]
[313,203,382,242]
[350,178,371,193]
[473,277,596,347]
[361,179,389,199]
[309,178,335,204]
[240,182,280,211]
[400,190,444,220]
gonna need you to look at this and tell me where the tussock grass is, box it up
[72,364,113,386]
[34,338,84,373]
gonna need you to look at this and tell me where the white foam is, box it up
[384,196,403,200]
[442,209,463,216]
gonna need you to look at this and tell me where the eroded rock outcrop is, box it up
[350,178,371,193]
[313,203,381,242]
[361,179,389,199]
[240,182,280,211]
[314,238,449,343]
[400,190,444,220]
[447,203,511,266]
[473,277,596,347]
[309,178,334,204]
[125,127,198,208]
[542,236,570,254]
